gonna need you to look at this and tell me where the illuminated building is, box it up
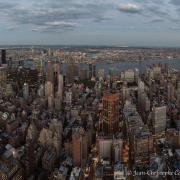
[99,92,120,135]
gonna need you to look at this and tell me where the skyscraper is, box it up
[1,49,6,64]
[89,64,93,79]
[23,82,29,100]
[72,127,88,167]
[47,61,54,82]
[152,106,166,136]
[89,63,96,80]
[45,61,63,110]
[66,64,79,83]
[100,92,120,135]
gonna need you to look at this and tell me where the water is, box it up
[22,59,180,75]
[62,59,180,75]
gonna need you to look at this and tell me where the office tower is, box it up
[138,80,145,107]
[79,69,88,80]
[57,74,63,98]
[100,92,120,135]
[45,81,54,97]
[47,61,54,82]
[72,127,88,167]
[93,64,96,78]
[23,82,29,100]
[0,67,7,83]
[53,62,61,94]
[66,64,79,83]
[38,58,45,85]
[152,106,166,136]
[1,49,6,64]
[89,63,96,79]
[167,82,175,101]
[138,80,150,115]
[89,63,93,79]
[45,61,63,110]
[98,68,105,81]
[7,57,12,68]
[54,74,63,110]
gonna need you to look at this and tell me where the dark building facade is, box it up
[1,49,6,64]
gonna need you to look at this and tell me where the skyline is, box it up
[1,0,180,47]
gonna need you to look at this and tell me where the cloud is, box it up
[7,25,18,31]
[118,3,142,14]
[0,2,15,9]
[170,26,180,30]
[170,0,180,6]
[45,21,78,28]
[0,0,113,33]
[147,6,168,18]
[0,0,179,34]
[150,18,164,23]
[93,16,112,22]
[31,21,78,33]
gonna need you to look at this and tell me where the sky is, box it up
[0,0,180,47]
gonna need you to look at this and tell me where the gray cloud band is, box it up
[0,0,179,33]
